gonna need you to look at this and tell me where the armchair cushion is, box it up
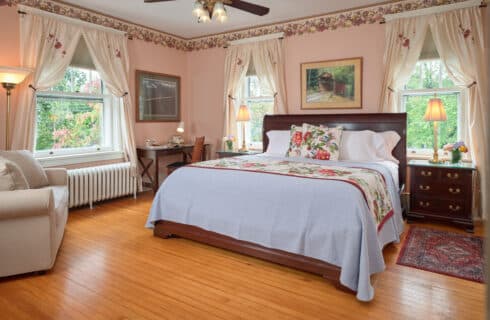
[0,158,29,191]
[0,150,49,189]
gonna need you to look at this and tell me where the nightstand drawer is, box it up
[412,167,438,180]
[411,195,467,218]
[440,168,472,184]
[412,183,466,198]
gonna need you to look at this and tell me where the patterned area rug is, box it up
[397,226,484,283]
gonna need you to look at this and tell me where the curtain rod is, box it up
[380,0,485,23]
[17,4,127,36]
[224,32,284,48]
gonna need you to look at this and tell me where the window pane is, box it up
[35,97,102,151]
[50,67,102,94]
[405,93,459,149]
[405,60,455,90]
[247,100,274,144]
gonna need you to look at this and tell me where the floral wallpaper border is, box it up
[8,0,472,51]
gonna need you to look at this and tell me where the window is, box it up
[35,67,108,155]
[240,75,274,149]
[401,59,463,154]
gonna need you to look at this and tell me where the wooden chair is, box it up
[166,136,205,175]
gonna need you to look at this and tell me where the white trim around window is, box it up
[35,149,125,167]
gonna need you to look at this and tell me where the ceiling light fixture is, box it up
[193,0,228,24]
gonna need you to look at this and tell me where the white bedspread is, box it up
[146,155,404,301]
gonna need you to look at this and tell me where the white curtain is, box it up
[252,39,288,114]
[429,7,488,218]
[12,14,81,150]
[222,44,251,139]
[82,28,139,177]
[379,16,429,112]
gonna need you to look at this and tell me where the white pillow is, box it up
[265,130,291,156]
[339,130,401,163]
[0,157,29,191]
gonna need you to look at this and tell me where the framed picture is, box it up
[136,70,181,122]
[301,57,362,109]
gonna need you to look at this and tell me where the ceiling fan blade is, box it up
[144,0,175,3]
[227,0,270,16]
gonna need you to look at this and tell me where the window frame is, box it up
[239,75,274,150]
[33,67,123,166]
[399,59,466,160]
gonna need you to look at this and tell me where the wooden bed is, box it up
[154,113,407,292]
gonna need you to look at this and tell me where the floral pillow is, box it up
[286,125,304,157]
[300,124,343,161]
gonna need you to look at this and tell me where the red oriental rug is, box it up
[397,227,484,283]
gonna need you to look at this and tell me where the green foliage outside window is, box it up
[35,67,103,151]
[248,100,274,143]
[403,60,460,150]
[405,93,458,149]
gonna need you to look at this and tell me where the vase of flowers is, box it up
[223,135,235,151]
[443,141,468,164]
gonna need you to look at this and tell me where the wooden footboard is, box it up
[154,220,354,293]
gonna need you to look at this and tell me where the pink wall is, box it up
[185,23,386,157]
[284,23,385,114]
[0,6,21,150]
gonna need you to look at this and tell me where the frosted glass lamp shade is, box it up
[236,105,250,122]
[192,1,204,17]
[423,98,447,121]
[213,1,225,18]
[176,121,185,133]
[0,66,31,85]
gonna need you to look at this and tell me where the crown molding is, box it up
[8,0,471,51]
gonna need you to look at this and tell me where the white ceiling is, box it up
[61,0,387,39]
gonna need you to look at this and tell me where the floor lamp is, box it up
[424,96,447,164]
[236,104,250,152]
[0,67,31,150]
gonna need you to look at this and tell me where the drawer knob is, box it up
[419,185,431,191]
[421,170,432,177]
[446,172,459,179]
[448,187,461,194]
[449,204,461,212]
[419,201,430,208]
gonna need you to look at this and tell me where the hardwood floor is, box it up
[0,192,485,320]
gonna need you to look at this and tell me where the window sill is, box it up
[407,153,472,163]
[36,151,125,167]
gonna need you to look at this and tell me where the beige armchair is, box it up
[0,168,68,277]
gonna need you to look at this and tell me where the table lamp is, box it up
[0,66,31,150]
[424,96,447,163]
[236,104,250,152]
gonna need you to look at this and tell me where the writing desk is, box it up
[137,144,210,193]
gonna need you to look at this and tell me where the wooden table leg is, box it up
[154,154,159,193]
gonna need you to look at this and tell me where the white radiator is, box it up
[68,162,138,209]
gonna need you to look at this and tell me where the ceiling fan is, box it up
[144,0,270,23]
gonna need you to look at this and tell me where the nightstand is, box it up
[216,150,261,158]
[408,160,476,232]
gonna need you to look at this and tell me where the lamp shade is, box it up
[236,105,250,122]
[176,121,184,133]
[423,98,447,121]
[0,66,31,85]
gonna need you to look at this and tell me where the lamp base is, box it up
[428,158,444,164]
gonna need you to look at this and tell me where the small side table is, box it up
[216,150,261,158]
[408,159,476,232]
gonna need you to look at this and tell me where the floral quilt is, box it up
[190,157,394,230]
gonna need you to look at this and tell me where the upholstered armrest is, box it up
[45,168,68,186]
[0,189,53,220]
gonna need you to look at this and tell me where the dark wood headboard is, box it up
[262,113,407,189]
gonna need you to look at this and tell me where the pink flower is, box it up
[319,169,336,176]
[314,150,330,160]
[293,132,303,146]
